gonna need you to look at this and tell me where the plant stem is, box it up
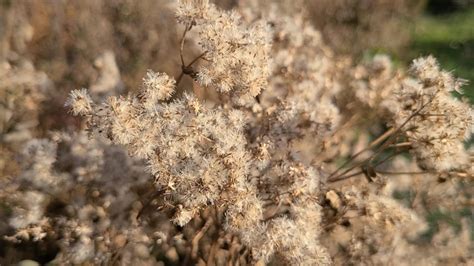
[328,97,434,182]
[328,127,395,179]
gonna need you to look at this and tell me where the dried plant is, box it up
[1,0,473,265]
[237,0,425,56]
[0,58,51,144]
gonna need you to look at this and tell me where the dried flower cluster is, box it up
[237,0,425,56]
[177,0,271,105]
[1,0,473,265]
[2,133,161,264]
[393,56,472,171]
[349,54,473,172]
[0,58,51,144]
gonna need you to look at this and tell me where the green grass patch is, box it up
[409,8,474,102]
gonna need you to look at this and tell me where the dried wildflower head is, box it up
[19,139,67,191]
[0,57,51,144]
[247,160,330,264]
[3,132,161,264]
[351,54,401,111]
[8,191,48,233]
[141,70,176,108]
[348,54,473,173]
[177,0,272,105]
[67,80,257,227]
[67,63,337,263]
[65,88,95,116]
[390,57,473,171]
[176,0,210,24]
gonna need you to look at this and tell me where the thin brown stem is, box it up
[176,53,205,87]
[328,98,434,182]
[179,24,191,67]
[330,113,362,137]
[177,24,203,87]
[369,127,398,147]
[176,72,185,86]
[328,170,364,183]
[455,172,471,178]
[191,218,214,259]
[330,158,369,182]
[373,150,404,168]
[369,98,433,161]
[423,113,446,116]
[188,51,207,67]
[388,142,412,148]
[328,127,396,179]
[375,170,431,175]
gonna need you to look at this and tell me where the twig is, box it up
[176,24,206,87]
[328,170,363,183]
[191,218,214,259]
[136,188,165,220]
[369,97,434,161]
[179,24,191,66]
[176,72,185,86]
[388,142,412,148]
[455,172,470,178]
[328,127,396,179]
[328,97,433,182]
[188,51,207,67]
[372,143,411,168]
[376,170,431,175]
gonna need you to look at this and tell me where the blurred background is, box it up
[272,0,474,101]
[1,0,472,101]
[411,0,474,101]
